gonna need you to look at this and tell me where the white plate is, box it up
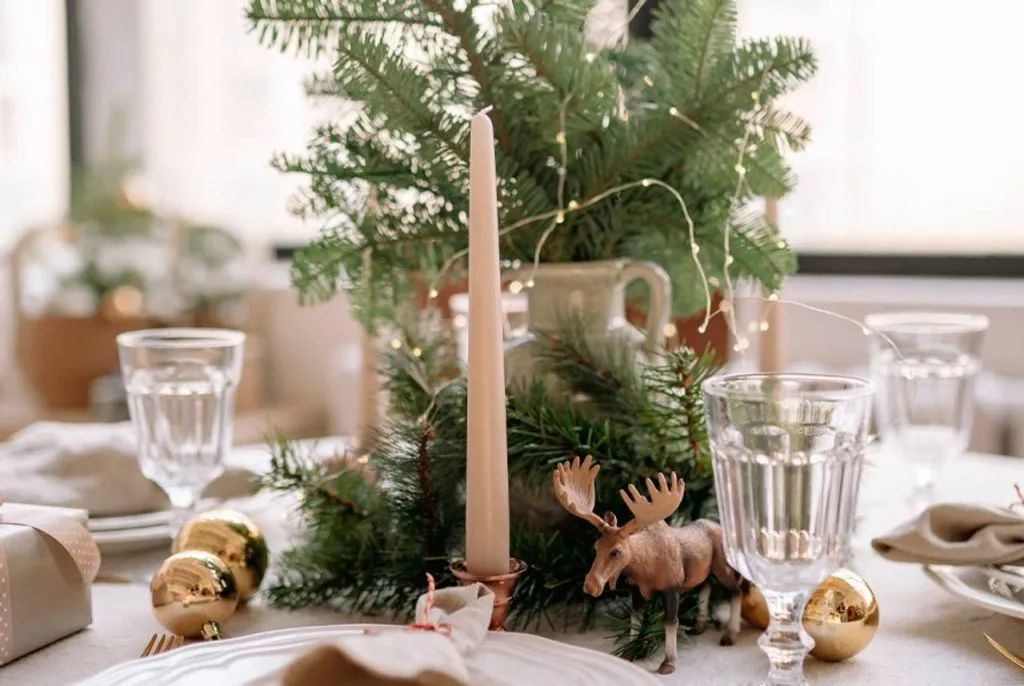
[89,510,174,533]
[91,525,172,555]
[73,624,661,686]
[924,565,1024,620]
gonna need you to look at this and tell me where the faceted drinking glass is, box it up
[117,328,245,531]
[703,373,873,686]
[864,312,987,512]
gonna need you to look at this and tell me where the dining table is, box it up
[3,447,1024,686]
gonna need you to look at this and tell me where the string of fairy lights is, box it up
[400,0,903,360]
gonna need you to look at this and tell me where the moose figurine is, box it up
[552,455,741,675]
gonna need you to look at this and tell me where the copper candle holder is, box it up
[450,558,527,631]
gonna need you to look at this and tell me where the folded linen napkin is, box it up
[0,422,256,517]
[281,582,495,686]
[872,503,1024,567]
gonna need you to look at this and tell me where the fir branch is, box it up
[260,316,721,657]
[245,0,443,56]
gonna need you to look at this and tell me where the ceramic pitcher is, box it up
[504,259,671,393]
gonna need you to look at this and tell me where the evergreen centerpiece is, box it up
[247,0,815,658]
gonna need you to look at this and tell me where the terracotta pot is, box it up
[626,292,729,361]
[17,315,155,409]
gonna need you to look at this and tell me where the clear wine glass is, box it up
[117,328,246,531]
[703,373,873,686]
[864,312,987,512]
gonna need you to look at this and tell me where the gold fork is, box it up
[140,633,186,658]
[984,633,1024,671]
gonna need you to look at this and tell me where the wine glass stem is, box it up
[759,590,813,686]
[166,486,198,535]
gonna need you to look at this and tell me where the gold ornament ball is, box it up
[740,582,769,630]
[804,569,879,662]
[150,550,239,639]
[172,509,269,601]
[741,569,880,662]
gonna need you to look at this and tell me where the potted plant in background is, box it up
[12,153,251,411]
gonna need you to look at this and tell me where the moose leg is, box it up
[720,590,741,646]
[657,588,680,675]
[692,583,711,635]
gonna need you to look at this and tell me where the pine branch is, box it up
[245,0,443,56]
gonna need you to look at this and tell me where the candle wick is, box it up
[478,105,494,116]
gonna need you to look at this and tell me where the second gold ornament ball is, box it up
[172,509,269,601]
[150,550,239,640]
[741,569,879,662]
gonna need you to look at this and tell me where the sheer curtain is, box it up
[740,0,1024,254]
[138,0,334,248]
[0,0,69,249]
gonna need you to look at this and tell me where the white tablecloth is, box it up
[4,451,1024,686]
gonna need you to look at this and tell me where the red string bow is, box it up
[407,573,453,636]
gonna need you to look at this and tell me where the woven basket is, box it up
[17,314,154,409]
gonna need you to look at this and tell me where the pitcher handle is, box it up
[620,261,672,349]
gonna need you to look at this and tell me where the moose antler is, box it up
[618,472,684,537]
[552,455,607,531]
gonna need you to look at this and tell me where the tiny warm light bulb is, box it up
[585,52,596,63]
[525,279,535,288]
[708,276,720,288]
[567,199,579,210]
[698,324,707,334]
[734,164,746,175]
[453,314,468,328]
[733,338,750,352]
[776,240,787,249]
[508,280,524,294]
[555,212,565,224]
[555,131,566,144]
[719,299,733,313]
[642,179,652,187]
[760,321,770,332]
[768,292,779,302]
[725,255,735,266]
[691,244,701,254]
[390,339,402,349]
[751,91,760,101]
[662,323,678,338]
[428,288,439,299]
[861,326,872,336]
[643,75,654,87]
[669,107,680,117]
[412,347,423,358]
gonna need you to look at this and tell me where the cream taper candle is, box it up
[464,109,511,576]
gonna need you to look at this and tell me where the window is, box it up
[137,0,333,247]
[0,0,68,250]
[739,0,1024,255]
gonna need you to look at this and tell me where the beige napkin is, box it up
[281,583,495,686]
[872,503,1024,566]
[0,422,256,517]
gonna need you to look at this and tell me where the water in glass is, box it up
[704,373,873,686]
[714,427,863,594]
[118,329,245,529]
[126,363,234,499]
